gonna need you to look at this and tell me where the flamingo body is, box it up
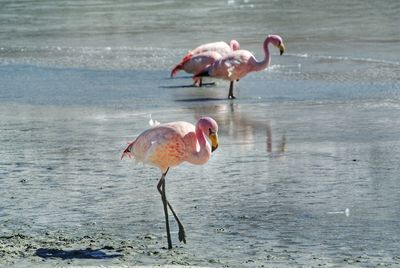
[207,50,257,81]
[193,35,285,99]
[171,51,222,78]
[187,40,240,57]
[121,117,219,249]
[171,40,240,78]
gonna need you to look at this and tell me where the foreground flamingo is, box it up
[121,117,219,249]
[171,40,240,85]
[193,35,285,99]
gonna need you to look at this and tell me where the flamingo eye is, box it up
[209,128,213,135]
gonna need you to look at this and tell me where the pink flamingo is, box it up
[186,40,240,57]
[193,35,285,99]
[171,40,240,85]
[121,117,219,249]
[171,51,222,86]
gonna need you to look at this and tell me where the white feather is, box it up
[149,114,160,127]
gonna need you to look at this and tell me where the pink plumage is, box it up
[122,117,219,172]
[121,117,219,249]
[171,40,240,78]
[170,51,222,79]
[186,40,240,56]
[193,35,286,99]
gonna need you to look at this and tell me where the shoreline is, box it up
[2,230,400,267]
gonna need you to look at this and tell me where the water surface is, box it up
[1,0,400,267]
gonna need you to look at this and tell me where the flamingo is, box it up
[185,40,240,57]
[193,35,285,99]
[121,117,219,249]
[171,51,222,87]
[171,40,240,85]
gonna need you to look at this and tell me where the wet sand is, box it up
[1,64,400,267]
[2,230,400,267]
[1,0,400,266]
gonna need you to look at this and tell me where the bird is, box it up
[193,35,285,99]
[171,51,222,87]
[171,40,240,86]
[121,117,219,249]
[185,40,240,57]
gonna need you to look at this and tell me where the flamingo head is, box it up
[230,40,240,51]
[197,117,219,152]
[267,35,285,56]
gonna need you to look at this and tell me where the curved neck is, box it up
[253,37,272,72]
[187,125,211,165]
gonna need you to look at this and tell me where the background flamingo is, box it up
[193,35,285,99]
[121,117,219,249]
[171,40,240,85]
[171,51,222,86]
[186,40,240,57]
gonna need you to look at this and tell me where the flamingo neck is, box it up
[187,125,211,165]
[253,37,272,72]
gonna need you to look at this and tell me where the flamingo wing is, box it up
[124,122,196,170]
[144,134,186,170]
[182,51,222,74]
[190,41,230,56]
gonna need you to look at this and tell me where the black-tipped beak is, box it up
[209,133,219,152]
[212,144,218,152]
[278,43,285,56]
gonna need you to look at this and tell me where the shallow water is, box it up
[1,0,400,267]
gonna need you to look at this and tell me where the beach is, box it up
[1,0,400,267]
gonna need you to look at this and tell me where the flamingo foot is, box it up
[228,81,235,99]
[178,225,186,244]
[193,78,201,87]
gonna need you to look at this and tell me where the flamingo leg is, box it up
[157,168,187,248]
[199,78,203,87]
[157,169,172,249]
[228,81,236,99]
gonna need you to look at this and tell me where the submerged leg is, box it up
[228,81,236,99]
[157,169,172,249]
[157,168,186,247]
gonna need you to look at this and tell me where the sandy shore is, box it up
[2,230,400,267]
[0,230,198,267]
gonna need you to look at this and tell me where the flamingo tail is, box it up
[121,140,137,160]
[171,53,193,77]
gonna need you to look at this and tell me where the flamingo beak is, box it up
[278,43,285,56]
[209,133,219,152]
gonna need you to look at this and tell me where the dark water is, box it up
[1,0,400,267]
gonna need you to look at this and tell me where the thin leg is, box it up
[228,81,236,99]
[157,170,172,249]
[157,168,186,244]
[199,78,203,87]
[266,121,272,153]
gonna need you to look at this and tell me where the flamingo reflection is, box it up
[186,102,287,155]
